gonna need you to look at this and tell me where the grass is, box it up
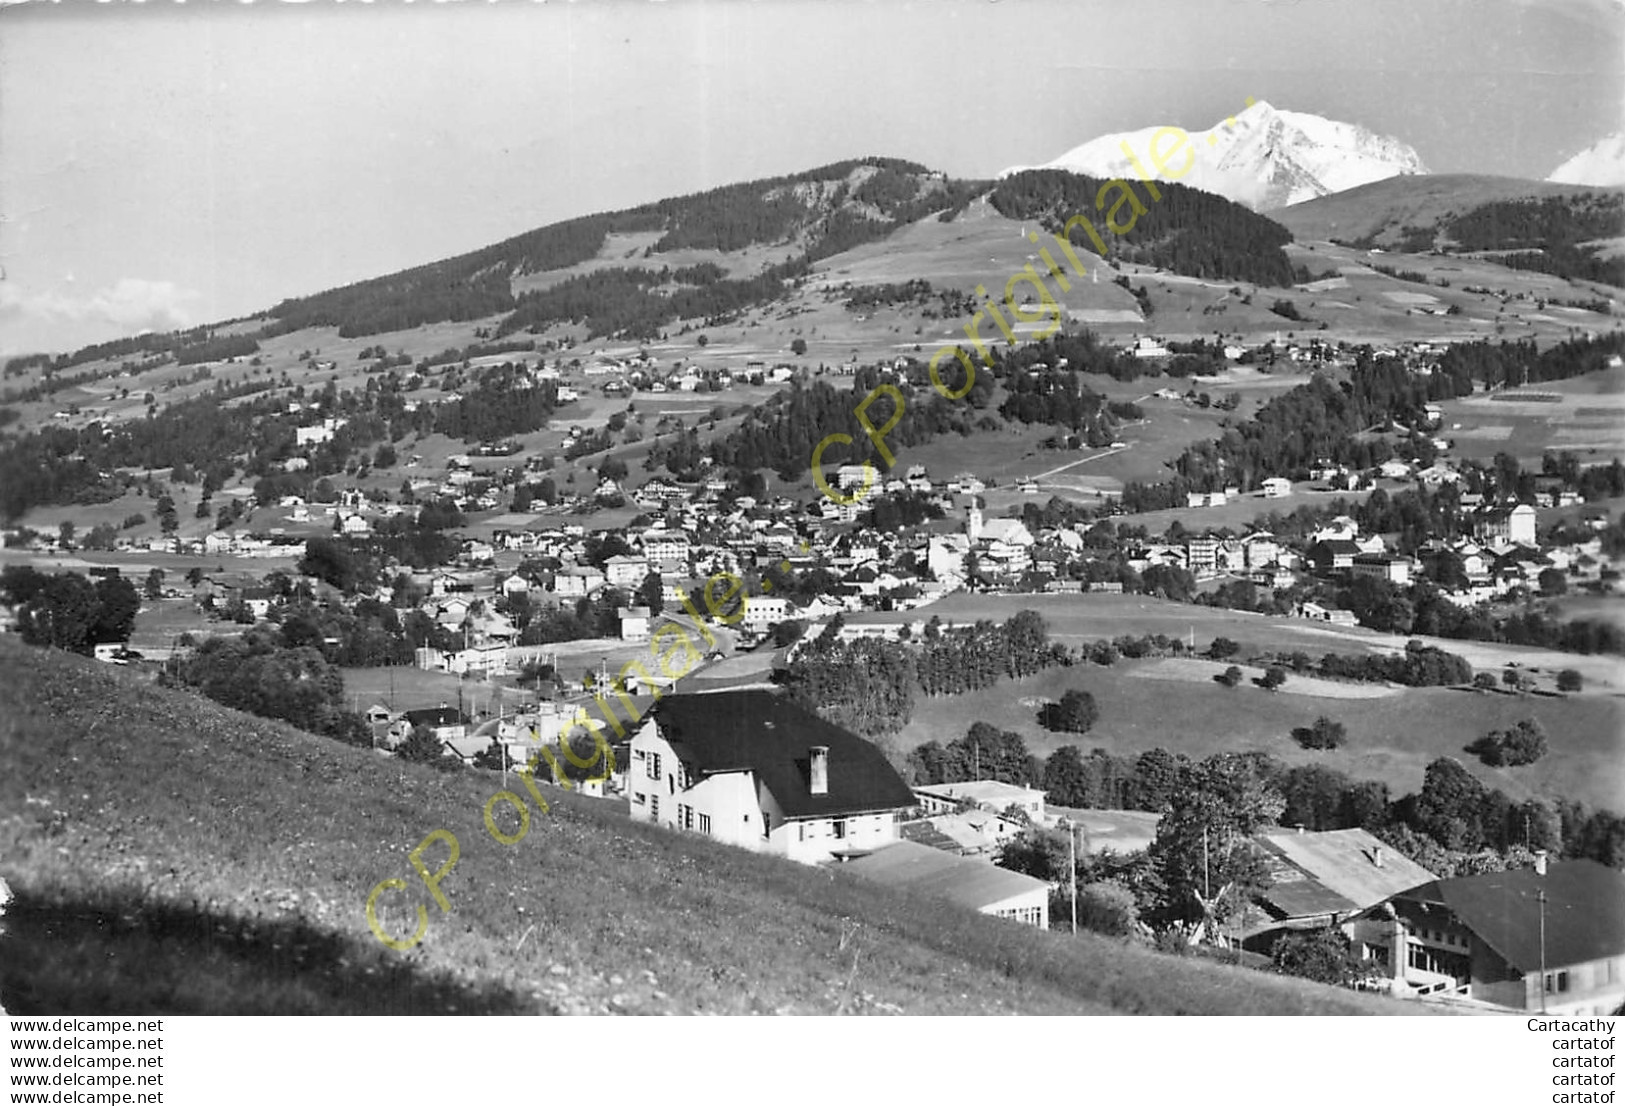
[0,636,1413,1015]
[892,655,1625,813]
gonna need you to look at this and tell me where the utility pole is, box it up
[1068,820,1078,936]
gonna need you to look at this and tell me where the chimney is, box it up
[1535,850,1548,876]
[1373,846,1384,868]
[809,745,829,796]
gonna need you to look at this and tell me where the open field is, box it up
[0,637,1406,1015]
[1438,376,1625,467]
[894,658,1625,814]
[850,591,1625,690]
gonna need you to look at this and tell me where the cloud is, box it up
[0,277,203,337]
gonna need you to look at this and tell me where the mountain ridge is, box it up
[1003,100,1427,211]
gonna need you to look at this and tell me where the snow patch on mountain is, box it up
[1001,100,1428,211]
[1547,134,1625,187]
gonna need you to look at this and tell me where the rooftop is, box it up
[651,690,915,820]
[841,840,1050,913]
[1394,859,1625,973]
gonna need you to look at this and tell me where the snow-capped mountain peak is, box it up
[1547,134,1625,187]
[1001,101,1428,210]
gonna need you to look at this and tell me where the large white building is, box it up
[1474,503,1537,547]
[626,690,915,864]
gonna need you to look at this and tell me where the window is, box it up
[1545,971,1569,994]
[678,804,693,831]
[646,752,662,780]
[649,795,659,821]
[832,819,847,840]
[698,813,711,835]
[674,762,688,790]
[633,792,646,805]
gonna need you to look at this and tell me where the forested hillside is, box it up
[989,169,1297,287]
[1120,331,1625,511]
[264,159,983,340]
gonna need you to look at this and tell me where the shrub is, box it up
[1467,718,1549,767]
[1077,881,1140,938]
[1293,716,1346,751]
[1041,689,1099,734]
[1271,928,1363,986]
[1557,669,1583,693]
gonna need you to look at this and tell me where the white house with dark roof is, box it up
[626,690,915,864]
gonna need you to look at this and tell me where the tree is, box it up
[1146,753,1284,935]
[1271,927,1364,986]
[1467,718,1549,767]
[58,521,75,549]
[1077,881,1140,937]
[90,575,140,643]
[1473,671,1499,692]
[637,570,665,617]
[1259,666,1287,691]
[144,568,165,600]
[790,338,808,356]
[1557,668,1583,693]
[1292,715,1346,751]
[1209,636,1240,660]
[1538,567,1568,596]
[1041,689,1100,734]
[1043,745,1092,807]
[396,724,448,764]
[1217,665,1243,688]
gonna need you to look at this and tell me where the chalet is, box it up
[626,691,915,864]
[1474,503,1537,547]
[618,606,652,643]
[1358,859,1625,1013]
[1260,477,1292,498]
[1243,828,1436,950]
[1309,539,1360,574]
[841,840,1050,929]
[399,706,466,743]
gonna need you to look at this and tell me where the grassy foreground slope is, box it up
[0,638,1411,1015]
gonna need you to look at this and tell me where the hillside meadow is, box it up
[892,653,1625,814]
[0,636,1411,1015]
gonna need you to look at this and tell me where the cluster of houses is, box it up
[613,686,1625,1013]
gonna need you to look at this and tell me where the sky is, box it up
[2,0,1621,358]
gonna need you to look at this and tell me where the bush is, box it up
[1467,718,1549,767]
[1258,666,1287,691]
[1472,672,1499,692]
[1209,637,1240,660]
[1040,689,1099,734]
[1293,716,1346,751]
[1077,881,1140,937]
[1216,665,1244,688]
[1271,928,1363,985]
[1557,669,1583,693]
